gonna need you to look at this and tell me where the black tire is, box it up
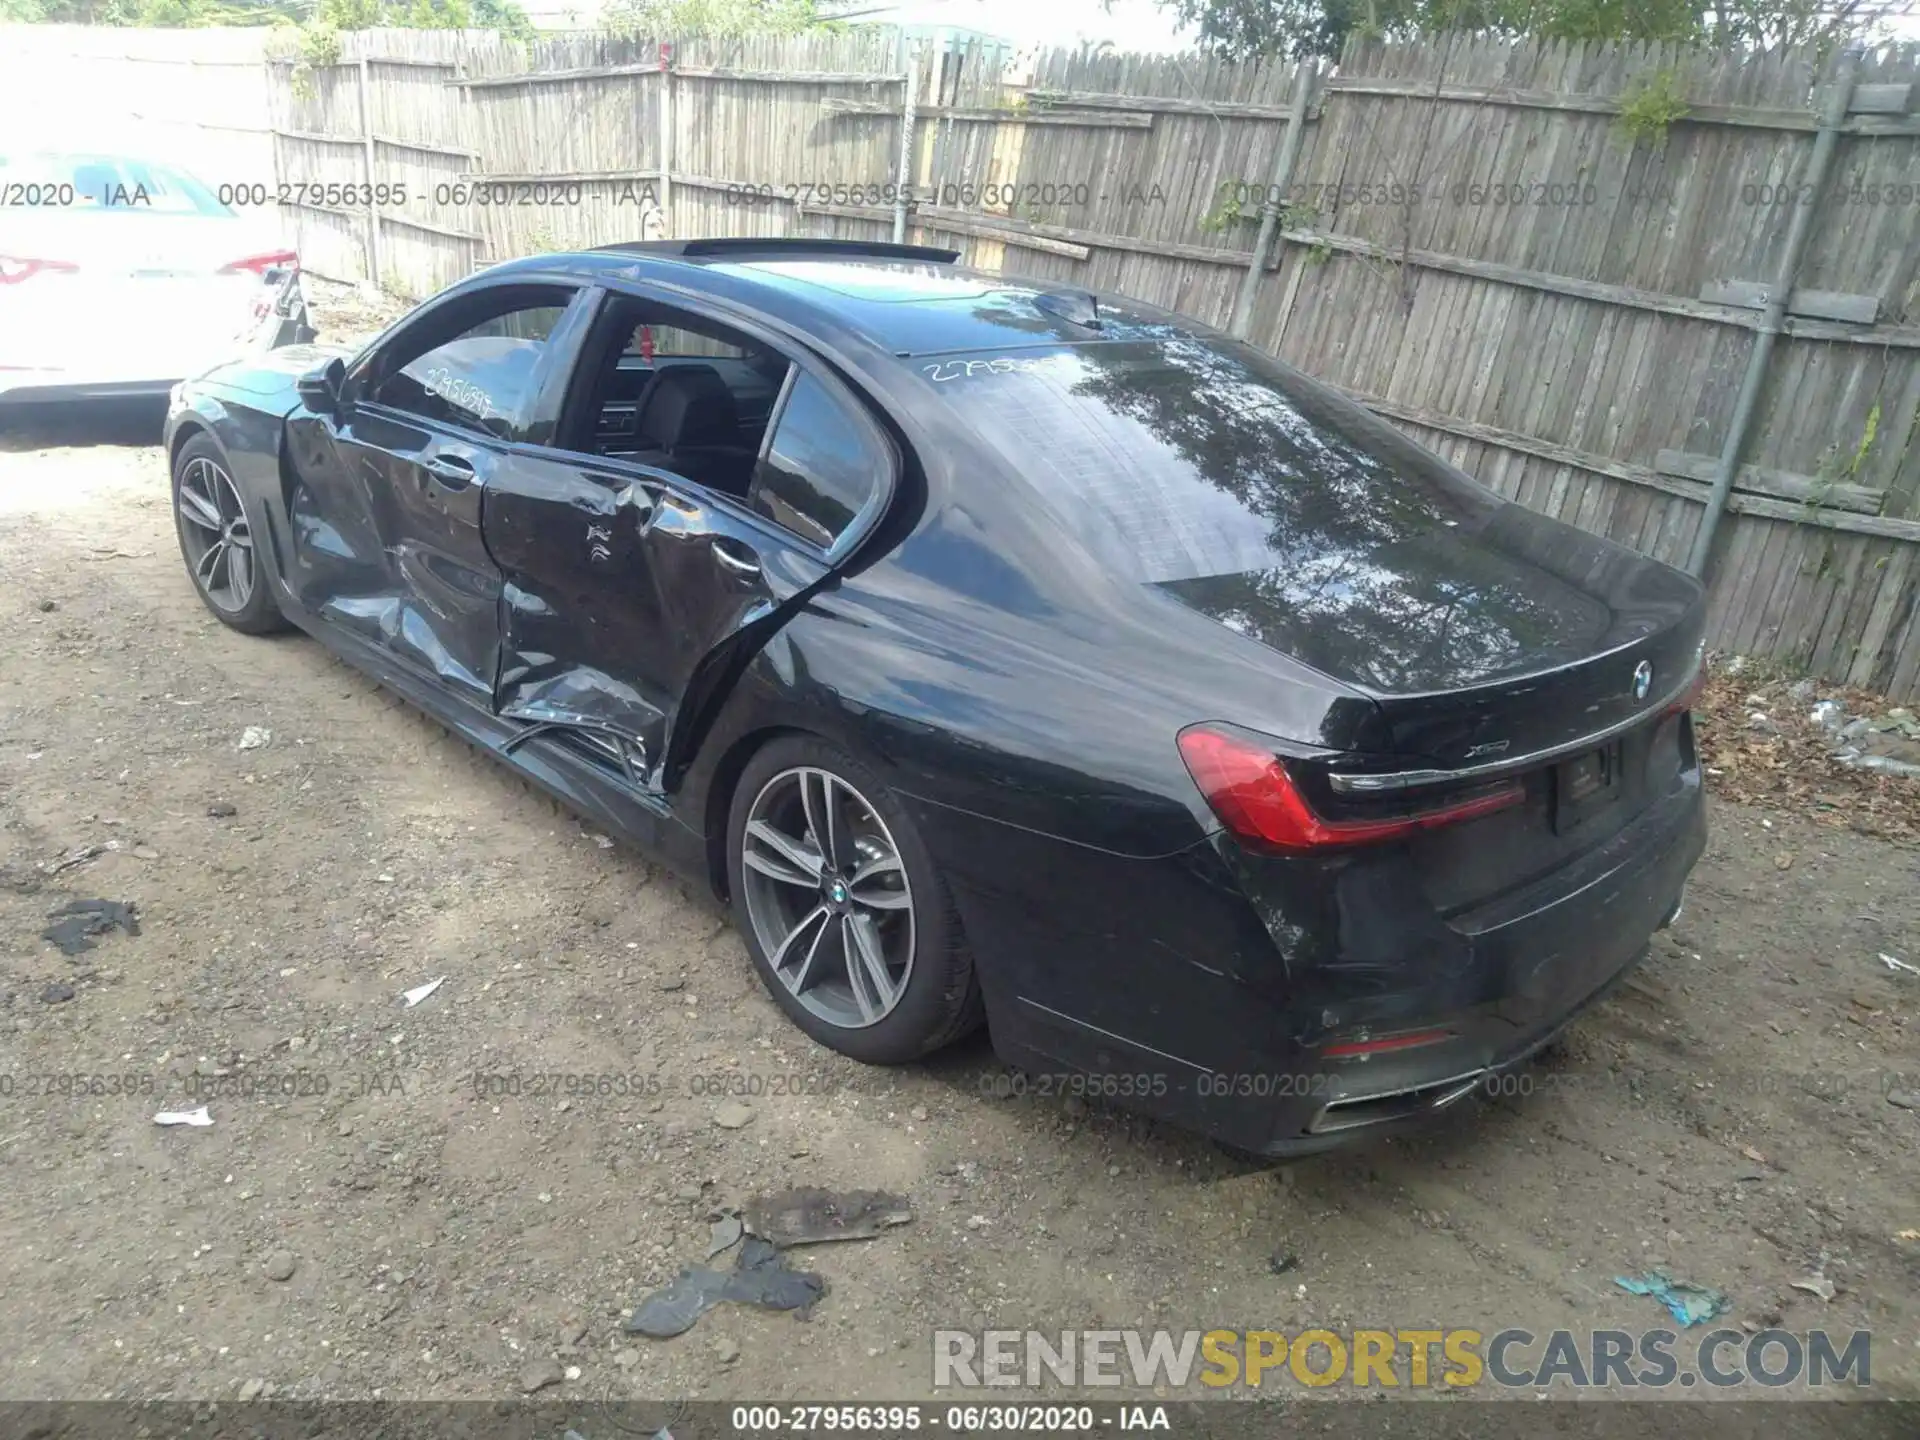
[171,432,288,635]
[727,734,983,1064]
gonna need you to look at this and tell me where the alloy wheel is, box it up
[739,766,915,1029]
[176,456,255,614]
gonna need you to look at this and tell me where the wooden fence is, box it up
[20,22,1920,698]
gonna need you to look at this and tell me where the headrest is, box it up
[636,365,737,450]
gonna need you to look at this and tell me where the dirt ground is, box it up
[0,342,1916,1405]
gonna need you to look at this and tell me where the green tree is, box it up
[1158,0,1904,59]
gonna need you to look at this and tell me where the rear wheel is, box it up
[171,434,286,634]
[727,736,982,1064]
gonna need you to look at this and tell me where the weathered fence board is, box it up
[18,22,1900,697]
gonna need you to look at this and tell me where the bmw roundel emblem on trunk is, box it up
[1632,660,1654,701]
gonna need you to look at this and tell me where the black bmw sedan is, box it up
[163,237,1706,1154]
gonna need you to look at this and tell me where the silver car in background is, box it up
[0,152,314,407]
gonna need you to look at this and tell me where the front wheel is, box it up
[171,434,287,634]
[727,736,982,1064]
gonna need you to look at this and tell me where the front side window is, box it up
[371,291,572,441]
[748,372,886,547]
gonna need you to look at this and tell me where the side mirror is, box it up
[296,357,347,415]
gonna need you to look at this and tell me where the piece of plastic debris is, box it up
[744,1188,914,1247]
[42,898,141,955]
[707,1213,744,1259]
[1896,1229,1919,1242]
[154,1106,214,1128]
[1613,1270,1729,1327]
[402,976,447,1007]
[624,1236,827,1338]
[41,843,111,876]
[1791,1274,1836,1302]
[1880,954,1919,977]
[237,726,272,750]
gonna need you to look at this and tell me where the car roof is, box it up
[479,241,1199,359]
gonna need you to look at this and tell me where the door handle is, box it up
[711,540,762,579]
[425,454,477,490]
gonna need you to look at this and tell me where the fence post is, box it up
[1229,59,1315,341]
[892,32,918,244]
[1686,44,1863,576]
[658,41,674,230]
[356,54,381,292]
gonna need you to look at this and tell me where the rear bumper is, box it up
[916,768,1705,1155]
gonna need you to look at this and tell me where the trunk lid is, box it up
[1156,499,1705,773]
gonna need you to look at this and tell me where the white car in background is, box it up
[0,152,314,408]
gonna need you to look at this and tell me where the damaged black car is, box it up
[164,238,1707,1155]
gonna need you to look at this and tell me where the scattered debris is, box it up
[707,1212,744,1259]
[1886,1089,1918,1111]
[1791,1273,1837,1302]
[1269,1247,1301,1275]
[263,1250,298,1282]
[41,842,116,876]
[744,1187,914,1248]
[401,976,446,1008]
[153,1106,213,1128]
[518,1357,565,1393]
[207,801,238,818]
[41,898,140,955]
[1880,953,1918,977]
[1739,1144,1767,1165]
[625,1236,827,1339]
[39,982,75,1004]
[1696,664,1919,840]
[1613,1270,1730,1327]
[237,726,272,751]
[1896,1229,1919,1242]
[712,1101,754,1130]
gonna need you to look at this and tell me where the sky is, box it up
[818,0,1201,50]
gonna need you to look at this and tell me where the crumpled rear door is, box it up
[485,453,827,788]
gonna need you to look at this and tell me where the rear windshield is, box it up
[921,338,1485,584]
[0,155,231,216]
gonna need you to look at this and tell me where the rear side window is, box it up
[748,373,885,547]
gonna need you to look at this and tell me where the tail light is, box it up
[1177,724,1522,852]
[0,256,79,285]
[220,249,298,278]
